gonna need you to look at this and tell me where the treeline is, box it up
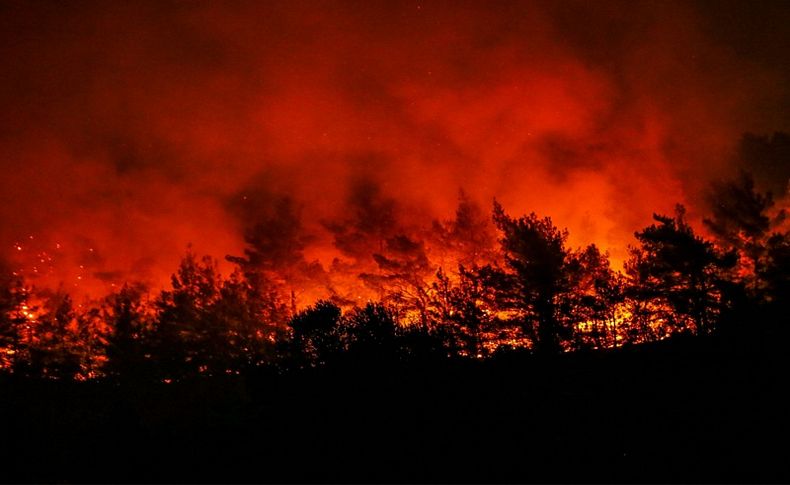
[0,172,787,381]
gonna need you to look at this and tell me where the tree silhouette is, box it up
[344,302,397,364]
[704,171,782,293]
[228,196,326,318]
[427,265,499,358]
[490,201,571,354]
[424,192,502,355]
[431,189,498,269]
[626,205,736,337]
[760,232,790,308]
[322,178,405,306]
[564,244,623,349]
[324,179,398,263]
[26,293,83,379]
[360,234,434,329]
[214,269,285,370]
[287,299,344,368]
[73,304,108,379]
[0,267,28,371]
[128,251,288,380]
[1,188,786,382]
[151,252,227,379]
[103,283,153,380]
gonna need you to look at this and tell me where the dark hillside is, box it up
[2,321,787,483]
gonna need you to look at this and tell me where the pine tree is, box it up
[627,205,736,337]
[490,201,571,354]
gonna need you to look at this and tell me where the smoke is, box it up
[1,0,789,296]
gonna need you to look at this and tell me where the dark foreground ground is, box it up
[1,324,788,483]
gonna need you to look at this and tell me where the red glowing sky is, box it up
[1,0,789,297]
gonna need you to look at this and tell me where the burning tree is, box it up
[0,267,29,371]
[563,244,624,350]
[228,196,326,318]
[322,178,404,306]
[24,293,85,379]
[0,188,783,381]
[430,190,498,269]
[360,234,434,328]
[426,265,501,358]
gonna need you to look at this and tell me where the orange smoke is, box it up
[1,1,789,299]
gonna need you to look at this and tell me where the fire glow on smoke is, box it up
[1,1,789,302]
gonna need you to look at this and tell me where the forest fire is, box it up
[0,0,787,387]
[1,2,790,483]
[1,178,786,378]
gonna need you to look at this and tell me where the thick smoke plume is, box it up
[1,0,789,298]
